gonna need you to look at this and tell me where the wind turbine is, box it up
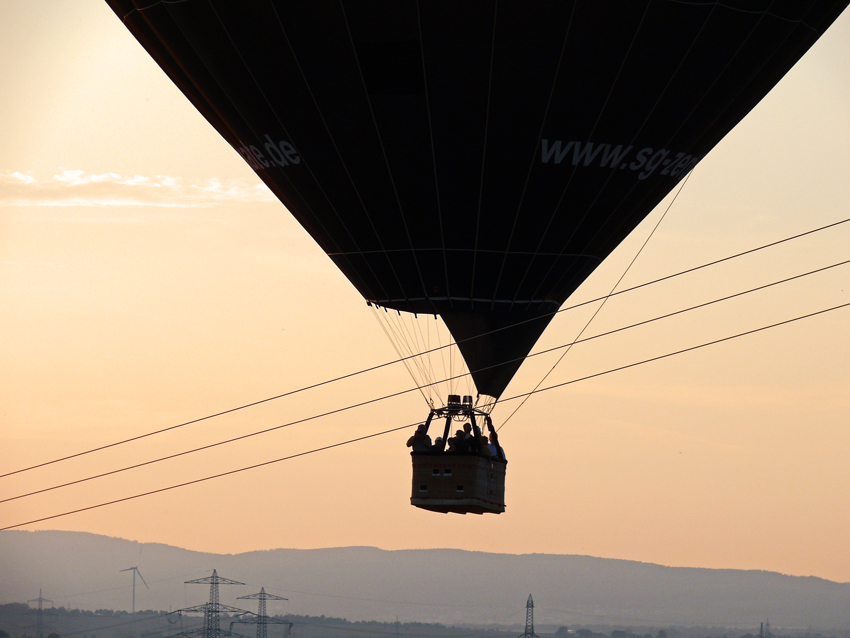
[120,550,148,614]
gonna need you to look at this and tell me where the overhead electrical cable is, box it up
[3,297,849,531]
[258,620,514,638]
[255,585,521,610]
[47,615,162,638]
[2,215,848,480]
[0,422,416,531]
[4,257,849,503]
[4,257,849,505]
[46,570,209,603]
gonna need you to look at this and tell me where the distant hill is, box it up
[1,531,848,631]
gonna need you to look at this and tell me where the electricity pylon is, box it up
[517,595,539,638]
[27,589,54,638]
[169,570,252,638]
[120,565,149,614]
[235,588,291,638]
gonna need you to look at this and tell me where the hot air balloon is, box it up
[106,0,849,513]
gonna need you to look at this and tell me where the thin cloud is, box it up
[0,170,275,207]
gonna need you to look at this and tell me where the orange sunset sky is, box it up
[2,2,850,583]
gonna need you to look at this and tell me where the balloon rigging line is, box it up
[527,0,724,304]
[517,0,660,300]
[339,2,432,303]
[434,314,448,403]
[2,214,847,481]
[425,311,457,403]
[370,307,431,405]
[664,1,823,31]
[264,2,424,304]
[447,317,455,399]
[6,254,848,506]
[543,0,714,265]
[528,0,757,303]
[490,0,578,309]
[120,0,188,20]
[407,313,436,399]
[470,0,500,304]
[500,169,693,429]
[538,0,805,304]
[197,0,393,310]
[3,297,849,531]
[265,0,399,304]
[415,0,453,305]
[408,311,436,400]
[521,0,700,305]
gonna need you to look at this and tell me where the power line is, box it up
[42,570,211,603]
[3,256,848,505]
[518,258,850,374]
[268,619,511,638]
[0,422,414,530]
[3,214,848,481]
[249,585,525,611]
[501,300,850,405]
[498,253,850,429]
[53,611,514,638]
[55,613,170,638]
[3,298,848,531]
[0,361,413,480]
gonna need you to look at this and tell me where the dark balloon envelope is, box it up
[108,0,848,399]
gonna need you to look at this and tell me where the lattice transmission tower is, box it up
[27,589,54,638]
[169,570,252,638]
[517,595,539,638]
[234,588,291,638]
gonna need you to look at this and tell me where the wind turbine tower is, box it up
[120,565,149,614]
[518,595,539,638]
